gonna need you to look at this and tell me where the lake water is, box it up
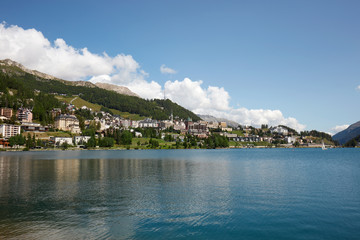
[0,149,359,239]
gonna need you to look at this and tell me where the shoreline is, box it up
[1,145,348,152]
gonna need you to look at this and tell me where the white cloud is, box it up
[160,64,177,74]
[0,22,306,130]
[357,85,360,91]
[165,78,230,112]
[164,78,306,131]
[0,22,162,99]
[126,80,163,99]
[330,124,349,135]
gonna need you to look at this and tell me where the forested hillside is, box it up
[0,62,201,122]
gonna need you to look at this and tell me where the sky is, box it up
[0,0,359,134]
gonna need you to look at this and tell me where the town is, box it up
[0,101,335,150]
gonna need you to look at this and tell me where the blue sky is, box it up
[1,0,359,133]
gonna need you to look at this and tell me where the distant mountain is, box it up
[198,114,240,128]
[332,121,360,145]
[0,59,201,121]
[95,82,139,98]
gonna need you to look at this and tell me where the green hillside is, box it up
[57,96,145,120]
[0,61,201,122]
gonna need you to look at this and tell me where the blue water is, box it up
[0,148,359,239]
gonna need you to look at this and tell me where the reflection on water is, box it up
[0,149,359,240]
[0,150,233,239]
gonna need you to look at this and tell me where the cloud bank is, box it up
[0,22,306,131]
[160,64,177,74]
[164,78,305,131]
[330,124,349,135]
[0,22,162,99]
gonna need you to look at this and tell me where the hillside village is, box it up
[0,59,342,150]
[0,99,337,150]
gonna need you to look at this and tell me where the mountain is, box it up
[0,59,59,80]
[0,59,201,122]
[0,59,97,88]
[332,121,360,145]
[95,82,139,97]
[198,114,240,128]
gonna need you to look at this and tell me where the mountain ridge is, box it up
[95,82,139,98]
[332,121,360,145]
[0,59,60,80]
[0,59,138,96]
[0,59,201,121]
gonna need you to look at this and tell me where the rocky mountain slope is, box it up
[0,59,60,80]
[1,59,139,97]
[95,82,139,97]
[0,59,97,88]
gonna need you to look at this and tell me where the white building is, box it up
[221,127,233,132]
[173,121,186,131]
[74,136,91,145]
[120,119,132,129]
[0,124,21,138]
[99,119,110,131]
[81,106,92,111]
[270,126,289,135]
[131,120,140,128]
[52,137,73,146]
[55,115,81,134]
[285,136,297,144]
[139,118,158,128]
[160,120,174,130]
[221,132,238,139]
[207,121,219,129]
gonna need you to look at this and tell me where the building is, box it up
[21,122,49,132]
[131,120,140,128]
[51,108,62,118]
[0,124,21,138]
[207,121,219,129]
[285,136,298,144]
[186,120,208,134]
[235,136,261,142]
[173,121,186,130]
[0,138,10,148]
[270,126,289,135]
[139,118,158,128]
[120,119,132,129]
[221,132,238,140]
[17,108,33,122]
[0,107,13,118]
[160,120,174,130]
[55,114,81,134]
[74,136,91,145]
[66,104,76,113]
[51,137,73,146]
[81,106,92,111]
[221,127,233,132]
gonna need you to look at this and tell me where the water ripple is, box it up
[0,149,360,239]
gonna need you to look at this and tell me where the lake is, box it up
[0,148,359,239]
